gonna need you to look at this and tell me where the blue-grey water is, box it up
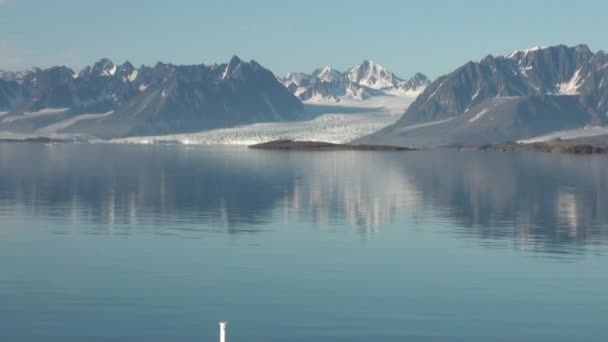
[1,144,607,342]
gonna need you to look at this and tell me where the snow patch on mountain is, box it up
[557,69,583,95]
[507,46,546,59]
[35,112,114,135]
[127,69,139,82]
[397,117,455,133]
[107,64,117,76]
[468,108,490,123]
[1,108,70,123]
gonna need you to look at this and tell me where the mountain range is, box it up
[280,60,430,102]
[358,44,608,146]
[0,56,302,138]
[1,44,608,145]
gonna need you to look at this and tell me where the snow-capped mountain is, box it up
[0,56,303,138]
[346,60,404,90]
[282,72,311,87]
[312,66,341,83]
[358,44,608,147]
[400,72,431,93]
[280,61,430,102]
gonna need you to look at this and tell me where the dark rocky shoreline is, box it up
[1,136,606,155]
[0,137,67,144]
[477,141,608,154]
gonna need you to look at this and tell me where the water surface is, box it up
[1,144,607,342]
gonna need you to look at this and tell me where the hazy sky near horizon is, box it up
[0,0,605,79]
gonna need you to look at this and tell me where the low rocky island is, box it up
[0,137,67,144]
[249,140,416,151]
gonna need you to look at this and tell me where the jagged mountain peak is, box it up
[358,59,386,71]
[507,46,546,59]
[281,61,429,102]
[120,61,134,71]
[95,57,114,65]
[346,60,403,90]
[507,44,593,61]
[401,72,431,93]
[575,43,592,54]
[410,72,427,79]
[77,58,115,78]
[229,55,243,63]
[312,66,341,82]
[153,61,173,71]
[91,58,117,77]
[248,58,262,67]
[227,55,244,68]
[117,61,137,82]
[357,59,383,69]
[282,72,311,87]
[220,55,247,80]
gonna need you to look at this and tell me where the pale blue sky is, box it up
[0,0,605,79]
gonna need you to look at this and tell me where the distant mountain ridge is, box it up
[0,56,302,138]
[358,44,608,146]
[280,60,430,102]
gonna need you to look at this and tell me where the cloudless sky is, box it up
[0,0,606,79]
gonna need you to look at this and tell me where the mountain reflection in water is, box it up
[0,144,607,255]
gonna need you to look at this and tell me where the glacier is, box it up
[0,91,417,145]
[110,95,416,145]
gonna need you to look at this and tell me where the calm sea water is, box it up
[1,144,607,342]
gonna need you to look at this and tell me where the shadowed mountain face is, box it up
[280,61,430,101]
[1,145,607,255]
[358,44,608,146]
[0,56,303,138]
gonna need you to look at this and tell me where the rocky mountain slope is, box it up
[357,44,608,147]
[0,56,303,139]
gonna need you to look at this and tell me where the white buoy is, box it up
[219,321,228,342]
